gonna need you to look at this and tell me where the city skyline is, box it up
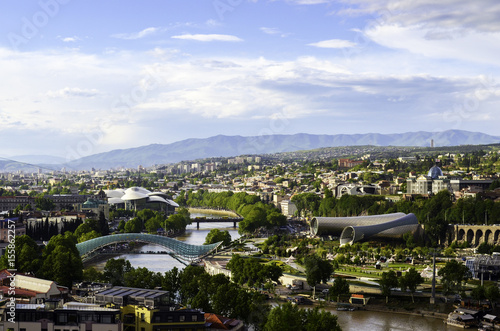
[1,0,499,160]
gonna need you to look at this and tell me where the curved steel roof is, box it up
[121,187,150,201]
[311,213,419,246]
[104,189,126,198]
[105,187,179,207]
[311,213,407,236]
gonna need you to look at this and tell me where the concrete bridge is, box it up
[193,217,243,229]
[447,224,500,246]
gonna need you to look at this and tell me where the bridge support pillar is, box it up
[197,221,200,230]
[233,221,236,228]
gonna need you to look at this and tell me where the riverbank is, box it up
[188,207,240,218]
[274,293,451,321]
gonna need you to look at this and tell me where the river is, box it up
[89,212,456,330]
[91,211,241,272]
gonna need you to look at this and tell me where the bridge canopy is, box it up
[76,233,222,263]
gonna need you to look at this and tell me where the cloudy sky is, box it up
[1,0,500,160]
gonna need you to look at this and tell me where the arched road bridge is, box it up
[76,233,222,265]
[448,224,500,247]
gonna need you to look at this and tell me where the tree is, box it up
[486,284,500,308]
[204,229,232,247]
[118,219,126,232]
[379,270,398,303]
[438,259,471,295]
[0,235,42,273]
[124,267,163,289]
[145,216,162,234]
[422,190,452,245]
[103,258,133,286]
[263,302,303,331]
[137,209,156,224]
[304,255,333,299]
[303,307,342,331]
[263,302,341,331]
[162,267,182,302]
[74,223,93,239]
[399,267,424,303]
[97,211,110,235]
[330,277,350,302]
[83,267,104,282]
[39,233,83,288]
[239,206,267,234]
[471,285,486,304]
[266,211,287,228]
[124,217,142,233]
[263,263,283,283]
[489,179,500,191]
[35,196,55,211]
[78,230,101,243]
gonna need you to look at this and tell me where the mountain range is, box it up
[2,130,500,171]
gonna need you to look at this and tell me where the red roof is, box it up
[0,285,40,297]
[204,313,242,330]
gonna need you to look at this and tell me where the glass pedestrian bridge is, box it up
[76,233,222,264]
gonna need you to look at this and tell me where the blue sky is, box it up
[1,0,500,160]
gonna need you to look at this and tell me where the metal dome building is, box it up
[428,165,444,179]
[310,212,419,246]
[104,187,179,214]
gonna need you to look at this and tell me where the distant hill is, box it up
[58,130,500,170]
[8,155,66,165]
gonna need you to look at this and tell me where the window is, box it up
[57,314,68,323]
[192,315,198,322]
[179,315,185,322]
[101,315,112,324]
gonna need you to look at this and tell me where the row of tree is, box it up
[26,217,83,241]
[115,208,192,234]
[226,255,283,288]
[176,190,287,234]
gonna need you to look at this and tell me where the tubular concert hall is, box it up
[310,212,420,246]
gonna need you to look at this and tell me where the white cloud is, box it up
[365,24,500,65]
[59,36,81,43]
[260,27,280,35]
[171,34,243,42]
[260,27,290,38]
[285,0,333,4]
[337,0,500,33]
[112,27,159,40]
[206,19,221,27]
[308,39,356,48]
[45,87,102,98]
[1,45,499,156]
